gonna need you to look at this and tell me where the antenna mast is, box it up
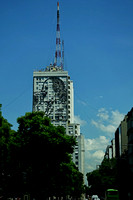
[54,2,62,67]
[62,40,64,69]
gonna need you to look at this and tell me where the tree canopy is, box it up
[0,110,84,199]
[86,158,118,198]
[0,104,16,197]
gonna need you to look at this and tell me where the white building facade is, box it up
[33,66,85,175]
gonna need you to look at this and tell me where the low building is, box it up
[120,115,128,155]
[127,108,133,173]
[115,127,121,158]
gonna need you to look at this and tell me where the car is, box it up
[92,195,100,200]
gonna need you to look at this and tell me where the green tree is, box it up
[6,111,84,199]
[100,158,118,190]
[86,169,102,196]
[56,161,84,198]
[86,158,118,198]
[0,104,16,198]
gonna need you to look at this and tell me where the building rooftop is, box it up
[34,64,64,73]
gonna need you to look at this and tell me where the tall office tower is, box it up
[32,2,84,175]
[33,69,74,128]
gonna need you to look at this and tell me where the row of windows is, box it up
[53,122,66,127]
[34,77,67,83]
[35,86,53,90]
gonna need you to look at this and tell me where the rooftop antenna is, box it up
[54,2,62,67]
[62,40,64,69]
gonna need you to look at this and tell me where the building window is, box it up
[75,161,78,165]
[131,121,133,127]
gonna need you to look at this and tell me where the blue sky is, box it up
[1,0,133,173]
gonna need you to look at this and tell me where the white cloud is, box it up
[92,150,105,159]
[85,136,109,151]
[85,136,110,173]
[91,108,124,134]
[77,99,87,106]
[91,120,116,133]
[97,108,109,120]
[74,115,87,126]
[110,110,124,126]
[84,108,125,176]
[85,164,95,172]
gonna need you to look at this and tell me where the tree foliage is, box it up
[0,110,84,199]
[86,158,118,197]
[0,104,16,197]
